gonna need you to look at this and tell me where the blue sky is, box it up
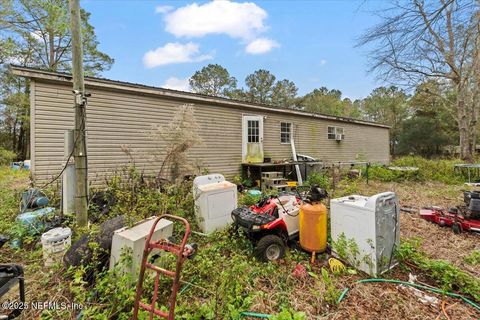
[83,0,389,99]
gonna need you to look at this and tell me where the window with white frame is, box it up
[247,120,260,143]
[327,126,344,140]
[280,122,292,144]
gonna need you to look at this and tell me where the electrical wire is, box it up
[16,108,85,220]
[39,100,88,189]
[274,195,299,217]
[39,102,86,189]
[441,300,451,320]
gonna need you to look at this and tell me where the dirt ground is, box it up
[1,177,480,319]
[333,280,479,320]
[232,180,480,319]
[357,181,480,279]
[325,181,480,319]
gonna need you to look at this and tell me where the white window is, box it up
[247,120,260,143]
[280,122,292,144]
[328,126,344,140]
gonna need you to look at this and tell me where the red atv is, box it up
[232,193,302,261]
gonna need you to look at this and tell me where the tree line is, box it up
[190,0,479,160]
[0,0,478,162]
[0,0,113,161]
[189,63,458,157]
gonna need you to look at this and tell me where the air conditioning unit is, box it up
[335,134,343,141]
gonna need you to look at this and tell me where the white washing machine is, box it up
[193,174,238,233]
[330,192,400,277]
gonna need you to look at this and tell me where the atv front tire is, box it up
[255,235,285,262]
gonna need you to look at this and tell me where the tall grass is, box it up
[0,167,30,234]
[368,156,467,184]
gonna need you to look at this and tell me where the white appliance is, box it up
[110,216,173,274]
[330,192,399,277]
[193,174,238,233]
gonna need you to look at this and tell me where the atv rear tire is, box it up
[255,235,285,262]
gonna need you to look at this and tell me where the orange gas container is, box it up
[299,201,327,254]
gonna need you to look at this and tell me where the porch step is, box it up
[266,184,290,192]
[261,172,283,179]
[262,178,288,186]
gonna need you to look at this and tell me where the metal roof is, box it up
[9,65,390,129]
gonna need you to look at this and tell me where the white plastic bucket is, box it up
[41,227,72,267]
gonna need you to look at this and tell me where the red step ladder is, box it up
[133,214,191,320]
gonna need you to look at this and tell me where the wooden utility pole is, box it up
[69,0,88,228]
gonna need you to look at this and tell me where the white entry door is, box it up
[242,115,264,163]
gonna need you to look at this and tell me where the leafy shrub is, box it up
[334,179,359,197]
[271,308,306,320]
[0,147,16,165]
[320,268,342,306]
[99,167,198,229]
[69,251,138,319]
[238,193,260,206]
[396,239,480,301]
[393,156,464,183]
[305,171,330,190]
[464,250,480,265]
[367,156,465,184]
[366,165,417,182]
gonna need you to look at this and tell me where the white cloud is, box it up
[164,0,268,41]
[155,5,174,14]
[161,77,191,91]
[320,59,327,66]
[143,42,213,68]
[245,38,279,54]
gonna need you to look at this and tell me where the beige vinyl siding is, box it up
[31,79,389,186]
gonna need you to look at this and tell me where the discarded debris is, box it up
[420,189,480,234]
[292,264,307,278]
[133,214,193,320]
[88,191,115,223]
[328,258,346,274]
[64,215,125,281]
[331,192,399,277]
[400,206,417,213]
[41,227,72,267]
[398,274,439,306]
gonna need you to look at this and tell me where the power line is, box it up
[39,107,85,189]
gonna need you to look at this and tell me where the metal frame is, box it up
[0,264,25,320]
[133,214,191,320]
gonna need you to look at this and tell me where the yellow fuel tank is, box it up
[299,201,327,253]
